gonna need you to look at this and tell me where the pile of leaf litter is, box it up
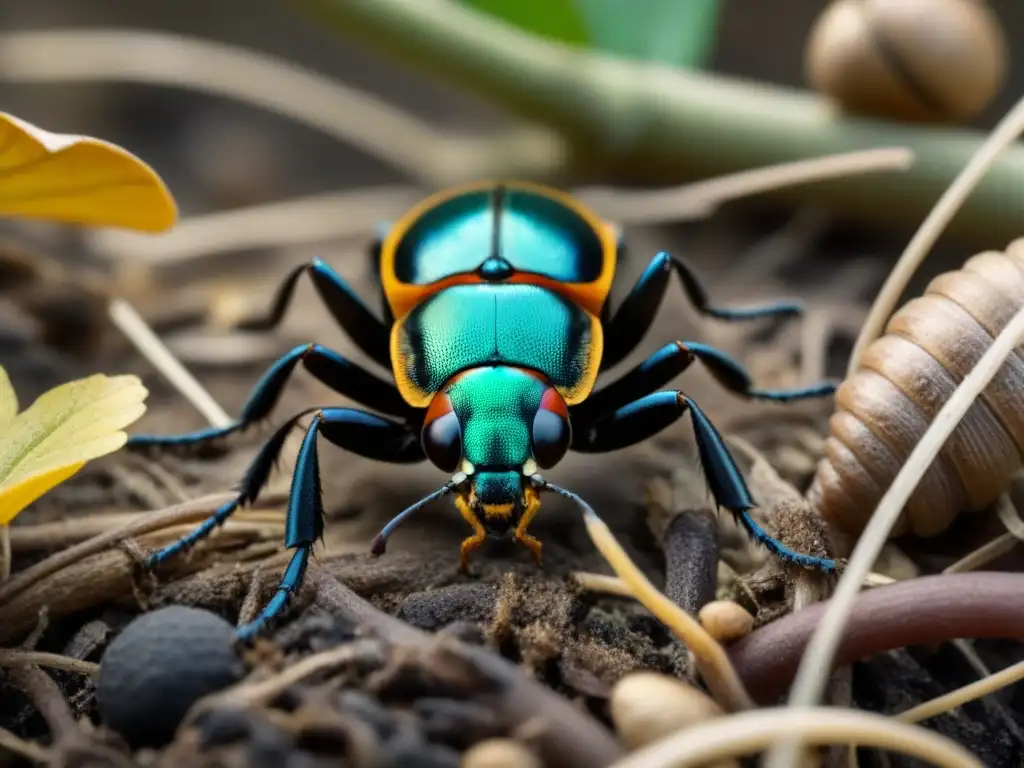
[1,200,1023,768]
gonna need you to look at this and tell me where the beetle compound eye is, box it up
[422,394,462,472]
[532,388,571,469]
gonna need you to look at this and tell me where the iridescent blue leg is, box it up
[145,408,320,566]
[233,407,425,640]
[236,258,391,369]
[575,340,835,422]
[601,251,804,370]
[571,391,836,572]
[128,343,410,449]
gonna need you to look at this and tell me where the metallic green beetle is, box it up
[129,180,837,640]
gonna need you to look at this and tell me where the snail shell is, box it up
[805,0,1008,123]
[809,238,1024,538]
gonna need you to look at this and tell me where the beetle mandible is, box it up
[129,181,838,640]
[809,238,1024,540]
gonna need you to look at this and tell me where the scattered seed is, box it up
[462,738,543,768]
[699,600,755,643]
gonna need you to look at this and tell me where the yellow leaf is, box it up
[0,365,17,429]
[0,370,148,525]
[0,111,178,233]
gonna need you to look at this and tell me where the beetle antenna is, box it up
[536,479,605,525]
[370,480,458,555]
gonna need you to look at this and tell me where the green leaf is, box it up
[571,0,721,68]
[0,370,148,524]
[458,0,590,46]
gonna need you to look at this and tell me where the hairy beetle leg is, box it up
[455,494,487,573]
[142,406,424,640]
[236,257,392,369]
[601,251,803,370]
[572,390,837,573]
[514,485,544,566]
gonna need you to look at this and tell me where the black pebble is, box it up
[97,606,244,749]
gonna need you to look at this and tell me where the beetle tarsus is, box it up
[570,388,838,572]
[235,544,311,642]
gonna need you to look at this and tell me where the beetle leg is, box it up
[237,258,392,369]
[601,251,803,370]
[572,390,836,572]
[128,344,412,450]
[455,494,487,573]
[513,485,544,565]
[146,406,424,640]
[574,341,834,423]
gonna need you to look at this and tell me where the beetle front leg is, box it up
[129,344,412,450]
[514,484,543,565]
[572,391,836,572]
[237,258,391,369]
[601,251,804,370]
[455,494,487,573]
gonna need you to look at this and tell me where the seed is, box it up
[610,672,734,761]
[461,739,542,768]
[699,600,755,643]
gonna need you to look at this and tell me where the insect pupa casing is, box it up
[809,238,1024,538]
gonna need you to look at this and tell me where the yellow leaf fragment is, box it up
[0,366,17,429]
[0,371,148,524]
[0,111,178,232]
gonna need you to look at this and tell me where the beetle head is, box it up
[420,366,571,532]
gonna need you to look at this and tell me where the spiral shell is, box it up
[809,238,1024,538]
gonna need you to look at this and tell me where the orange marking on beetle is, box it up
[378,180,619,321]
[540,387,569,419]
[423,392,454,426]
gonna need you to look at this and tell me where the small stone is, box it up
[698,600,754,643]
[97,606,244,748]
[461,739,541,768]
[609,672,731,756]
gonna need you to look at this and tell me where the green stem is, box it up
[298,0,1024,245]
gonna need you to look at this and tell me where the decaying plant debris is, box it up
[2,187,1023,768]
[4,10,1024,767]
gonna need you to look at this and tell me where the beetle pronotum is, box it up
[809,238,1024,539]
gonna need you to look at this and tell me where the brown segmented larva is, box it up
[808,237,1024,539]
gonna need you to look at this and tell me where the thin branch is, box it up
[300,0,1024,245]
[847,93,1024,375]
[0,725,49,764]
[728,572,1024,704]
[897,659,1024,725]
[108,298,232,427]
[0,649,99,679]
[0,29,565,187]
[88,185,420,266]
[0,493,232,605]
[577,147,914,223]
[606,707,982,768]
